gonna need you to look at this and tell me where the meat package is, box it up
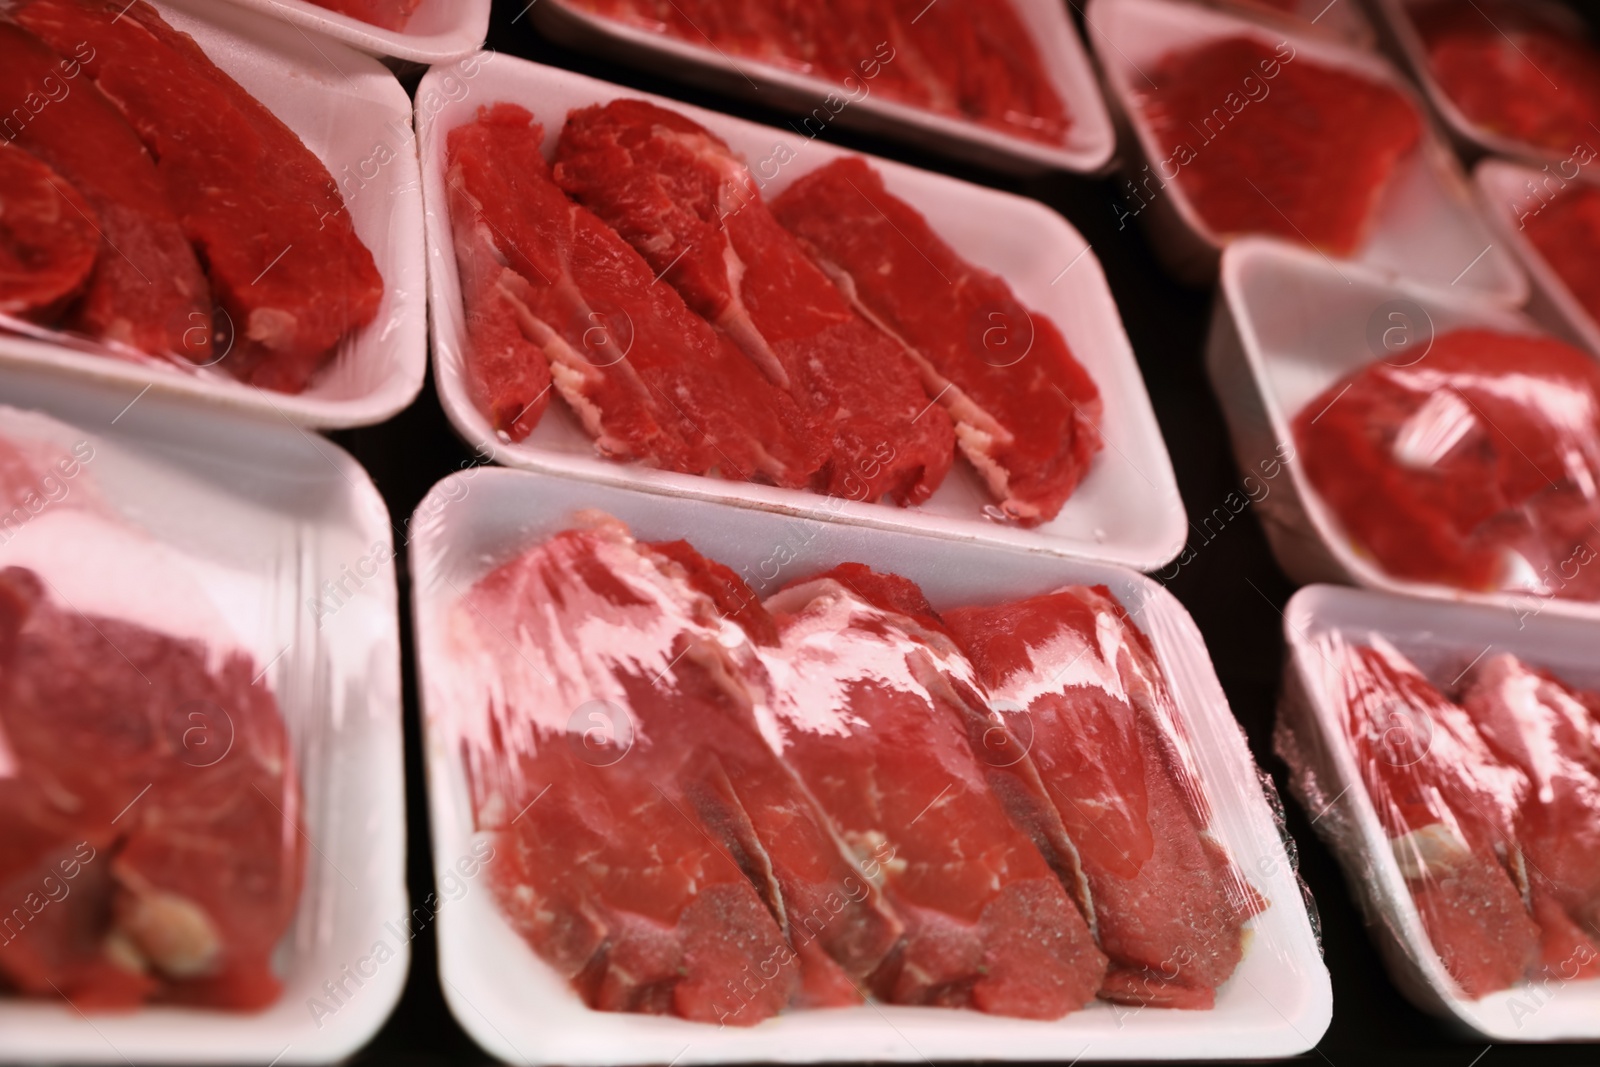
[428,510,1270,1026]
[0,0,384,395]
[1397,0,1600,158]
[437,89,1116,524]
[1088,0,1522,296]
[1516,179,1600,347]
[0,425,303,1012]
[413,468,1330,1061]
[0,393,406,1061]
[558,0,1067,147]
[1294,329,1600,603]
[1279,584,1600,1038]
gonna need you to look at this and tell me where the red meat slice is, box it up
[761,564,1107,1017]
[1415,1,1600,153]
[946,588,1263,1008]
[1524,183,1600,329]
[554,99,954,505]
[890,0,1070,145]
[446,104,824,486]
[14,0,384,393]
[0,146,98,320]
[1459,654,1600,981]
[0,567,304,1010]
[444,520,903,1021]
[773,158,1102,524]
[1294,329,1600,600]
[0,22,211,360]
[1315,634,1539,998]
[1140,37,1421,256]
[305,0,423,31]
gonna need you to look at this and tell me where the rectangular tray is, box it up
[408,465,1332,1065]
[416,55,1186,573]
[0,362,408,1065]
[0,0,428,430]
[1205,235,1600,621]
[1279,582,1600,1041]
[1084,0,1527,301]
[529,0,1116,175]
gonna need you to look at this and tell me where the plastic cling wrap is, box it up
[1279,584,1600,1040]
[412,467,1331,1063]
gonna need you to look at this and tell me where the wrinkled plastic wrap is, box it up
[0,0,425,429]
[412,466,1331,1063]
[1294,328,1600,603]
[0,381,405,1063]
[1278,583,1600,1040]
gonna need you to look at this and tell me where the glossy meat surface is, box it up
[0,145,98,320]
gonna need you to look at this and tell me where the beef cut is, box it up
[0,567,304,1009]
[0,145,98,320]
[946,588,1262,1008]
[441,519,901,1021]
[14,0,384,393]
[774,157,1102,525]
[446,104,825,486]
[0,21,212,360]
[554,99,954,505]
[761,564,1107,1017]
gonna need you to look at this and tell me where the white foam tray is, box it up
[1084,0,1527,301]
[211,0,489,64]
[417,55,1186,573]
[1280,583,1600,1040]
[530,0,1116,174]
[0,363,407,1064]
[0,0,427,430]
[1474,158,1600,358]
[1370,0,1594,166]
[1206,236,1600,621]
[1206,0,1374,48]
[408,466,1332,1065]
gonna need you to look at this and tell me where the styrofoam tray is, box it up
[1370,0,1593,166]
[209,0,489,64]
[408,466,1332,1065]
[1084,0,1527,301]
[1474,158,1600,358]
[1279,583,1600,1040]
[1205,236,1600,620]
[530,0,1116,174]
[0,363,407,1064]
[416,55,1185,573]
[0,0,427,430]
[1207,0,1374,48]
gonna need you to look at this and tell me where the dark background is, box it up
[334,3,1600,1064]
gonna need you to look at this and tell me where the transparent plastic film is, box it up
[0,409,305,1013]
[1280,597,1600,1026]
[1293,328,1600,603]
[429,508,1279,1026]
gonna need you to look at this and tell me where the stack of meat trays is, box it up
[1279,584,1600,1040]
[0,363,408,1063]
[409,467,1332,1064]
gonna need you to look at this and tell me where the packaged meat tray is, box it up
[0,363,406,1064]
[0,0,426,430]
[1202,0,1374,47]
[527,0,1116,174]
[409,465,1330,1065]
[206,0,489,64]
[1206,237,1600,621]
[1474,159,1600,359]
[1084,0,1525,300]
[418,55,1185,572]
[1278,583,1600,1040]
[1372,0,1600,166]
